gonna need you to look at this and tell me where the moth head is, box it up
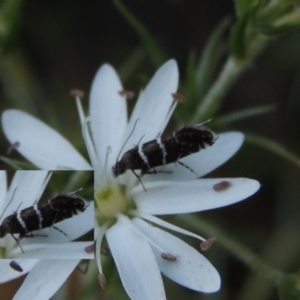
[112,160,126,177]
[201,130,215,146]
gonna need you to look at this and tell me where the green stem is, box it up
[246,134,300,168]
[192,35,270,123]
[192,57,245,123]
[113,0,165,67]
[178,215,284,284]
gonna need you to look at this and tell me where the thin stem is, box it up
[192,35,270,123]
[178,215,284,284]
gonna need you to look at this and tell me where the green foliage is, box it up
[231,0,300,59]
[277,275,300,300]
[246,134,300,168]
[0,156,37,170]
[179,18,230,123]
[113,0,165,67]
[212,104,276,128]
[0,0,22,56]
[234,0,260,16]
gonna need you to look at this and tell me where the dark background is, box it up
[0,1,300,299]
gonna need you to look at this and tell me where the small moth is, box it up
[0,191,87,252]
[113,123,215,179]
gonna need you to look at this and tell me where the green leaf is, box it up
[0,156,37,170]
[0,0,22,56]
[277,275,300,300]
[113,0,165,67]
[229,13,250,59]
[196,17,231,99]
[118,47,146,83]
[212,104,276,128]
[179,18,230,124]
[246,134,300,168]
[177,50,197,123]
[234,0,260,16]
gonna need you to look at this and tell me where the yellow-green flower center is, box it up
[95,186,126,219]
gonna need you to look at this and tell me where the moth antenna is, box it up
[193,119,212,129]
[66,188,84,195]
[14,202,23,213]
[115,118,139,163]
[0,187,18,221]
[136,134,145,147]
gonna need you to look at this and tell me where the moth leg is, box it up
[143,168,172,174]
[131,170,147,192]
[52,225,70,238]
[76,260,90,274]
[10,234,24,253]
[177,161,198,176]
[23,232,47,238]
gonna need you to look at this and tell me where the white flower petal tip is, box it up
[133,218,221,293]
[2,110,92,170]
[134,178,260,215]
[90,64,123,104]
[89,63,127,167]
[125,59,179,147]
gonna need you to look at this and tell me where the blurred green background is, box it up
[0,0,300,299]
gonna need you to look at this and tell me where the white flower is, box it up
[1,60,260,299]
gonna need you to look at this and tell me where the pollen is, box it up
[95,187,126,218]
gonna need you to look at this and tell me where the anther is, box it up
[200,237,217,251]
[119,90,135,100]
[98,273,107,290]
[161,252,177,261]
[6,141,20,155]
[213,181,231,192]
[85,243,94,253]
[70,89,85,98]
[172,93,186,103]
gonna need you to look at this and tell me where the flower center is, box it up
[95,187,126,219]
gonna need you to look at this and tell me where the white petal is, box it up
[1,171,49,219]
[2,110,92,170]
[133,218,220,292]
[89,64,127,169]
[11,242,93,259]
[144,132,244,182]
[106,218,166,300]
[13,259,79,300]
[134,178,260,215]
[0,171,7,206]
[122,60,179,154]
[0,259,37,283]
